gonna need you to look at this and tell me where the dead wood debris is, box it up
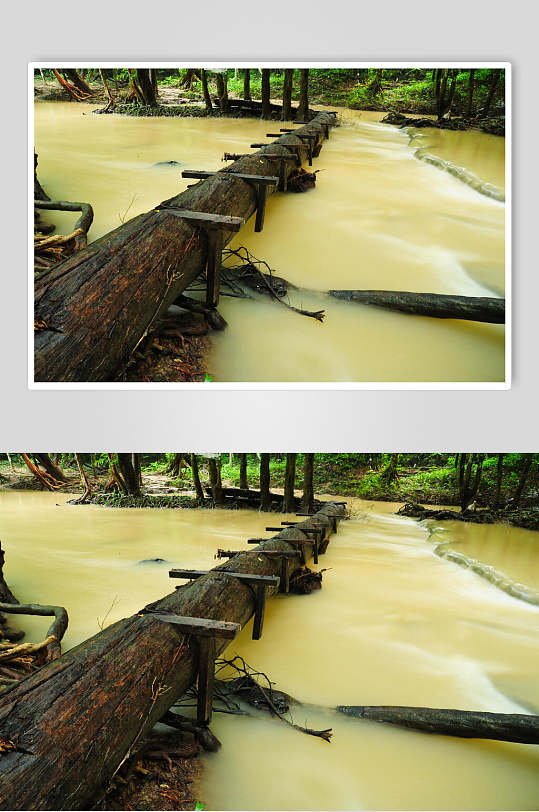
[287,167,320,192]
[175,654,332,743]
[0,601,68,689]
[289,566,328,594]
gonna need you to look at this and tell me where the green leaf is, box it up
[204,374,214,382]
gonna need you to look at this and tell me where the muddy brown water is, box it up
[1,491,537,810]
[34,102,506,383]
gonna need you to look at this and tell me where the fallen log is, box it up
[34,200,94,251]
[0,503,345,810]
[337,705,539,745]
[34,112,335,382]
[328,290,505,323]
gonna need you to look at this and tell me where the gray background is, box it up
[3,0,535,451]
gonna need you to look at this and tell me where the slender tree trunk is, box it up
[116,454,142,496]
[260,453,271,511]
[215,72,229,114]
[190,454,205,501]
[132,453,142,488]
[6,454,15,473]
[243,68,251,101]
[283,454,297,513]
[136,69,157,107]
[99,69,115,109]
[457,453,484,512]
[239,454,248,490]
[302,453,315,512]
[484,70,501,116]
[494,453,504,509]
[381,454,399,484]
[510,455,534,510]
[127,70,145,103]
[22,454,55,491]
[466,69,475,118]
[208,458,224,505]
[201,69,213,112]
[260,69,272,119]
[297,69,309,120]
[150,69,159,98]
[74,454,93,502]
[282,69,293,120]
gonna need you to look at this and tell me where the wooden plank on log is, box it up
[142,613,240,639]
[182,170,279,186]
[0,503,345,809]
[328,290,505,324]
[169,569,280,586]
[158,208,244,231]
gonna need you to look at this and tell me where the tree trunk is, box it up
[127,70,145,104]
[283,454,297,513]
[301,453,314,512]
[0,542,18,605]
[484,70,500,116]
[509,455,534,510]
[0,504,344,810]
[63,69,93,96]
[260,453,271,511]
[34,112,334,382]
[243,68,251,101]
[150,69,159,98]
[136,69,157,107]
[466,69,475,117]
[99,69,115,110]
[215,72,229,114]
[297,69,309,120]
[337,705,539,745]
[116,454,142,497]
[282,69,293,120]
[494,453,504,509]
[260,69,271,119]
[167,454,183,477]
[200,70,213,112]
[190,454,205,501]
[457,453,484,512]
[33,454,68,483]
[381,454,399,484]
[239,454,248,490]
[74,453,93,503]
[207,458,224,505]
[327,290,505,324]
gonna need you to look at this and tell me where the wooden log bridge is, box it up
[0,502,345,810]
[34,111,336,382]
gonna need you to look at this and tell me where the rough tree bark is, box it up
[116,454,142,496]
[301,453,315,513]
[297,69,309,120]
[260,453,271,511]
[190,454,205,501]
[0,504,345,810]
[328,290,505,324]
[243,68,251,101]
[208,458,224,505]
[260,69,271,119]
[494,453,504,509]
[136,69,157,107]
[456,453,484,512]
[283,454,297,513]
[200,70,213,112]
[34,111,334,383]
[215,72,229,114]
[466,69,475,118]
[509,454,534,510]
[239,454,248,490]
[337,705,539,745]
[282,69,293,120]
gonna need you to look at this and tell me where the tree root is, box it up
[0,602,68,664]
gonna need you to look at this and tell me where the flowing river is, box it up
[1,490,537,810]
[34,102,506,383]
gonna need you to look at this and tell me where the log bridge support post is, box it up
[266,526,323,563]
[143,613,240,725]
[154,208,243,308]
[181,170,279,233]
[169,570,280,640]
[248,536,314,565]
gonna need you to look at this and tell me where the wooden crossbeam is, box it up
[169,569,279,640]
[181,171,278,233]
[156,207,244,308]
[214,549,301,592]
[146,612,240,725]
